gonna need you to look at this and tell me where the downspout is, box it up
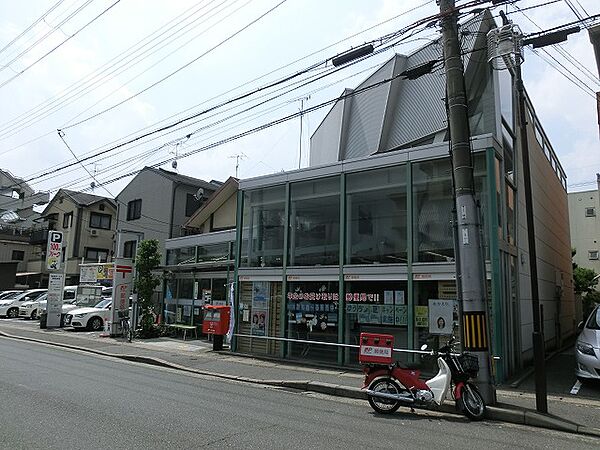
[73,207,83,258]
[169,181,182,240]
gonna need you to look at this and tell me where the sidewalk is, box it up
[1,320,599,438]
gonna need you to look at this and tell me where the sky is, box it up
[0,0,598,204]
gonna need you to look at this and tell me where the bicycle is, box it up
[118,310,133,342]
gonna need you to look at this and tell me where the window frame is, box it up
[11,250,25,261]
[589,250,599,261]
[585,207,596,218]
[89,212,112,230]
[63,212,73,228]
[85,247,109,262]
[127,199,142,221]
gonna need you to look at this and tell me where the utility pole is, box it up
[439,0,495,403]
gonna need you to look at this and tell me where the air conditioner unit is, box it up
[89,229,99,237]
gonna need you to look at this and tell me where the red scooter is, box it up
[362,336,486,420]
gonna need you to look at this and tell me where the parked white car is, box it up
[21,286,78,320]
[0,289,47,318]
[65,299,112,331]
[0,290,22,300]
[19,293,48,319]
[576,305,600,382]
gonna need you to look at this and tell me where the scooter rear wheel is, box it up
[457,382,486,421]
[367,378,403,414]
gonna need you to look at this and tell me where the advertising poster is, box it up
[251,281,270,336]
[394,305,408,326]
[394,290,405,305]
[428,299,455,335]
[415,306,429,328]
[381,305,395,325]
[384,291,394,305]
[251,309,268,336]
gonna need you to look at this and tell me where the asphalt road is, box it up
[0,338,598,450]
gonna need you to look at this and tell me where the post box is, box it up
[202,305,231,335]
[359,332,394,364]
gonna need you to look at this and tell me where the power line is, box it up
[60,0,290,131]
[0,0,433,159]
[0,0,66,58]
[3,0,499,193]
[0,0,231,143]
[0,0,96,76]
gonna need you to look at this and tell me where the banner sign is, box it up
[80,263,115,283]
[46,231,63,271]
[46,273,65,328]
[110,258,133,335]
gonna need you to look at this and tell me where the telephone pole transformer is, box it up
[438,0,495,403]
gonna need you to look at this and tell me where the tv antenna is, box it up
[229,152,247,178]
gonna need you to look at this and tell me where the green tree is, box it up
[135,239,161,336]
[573,266,598,294]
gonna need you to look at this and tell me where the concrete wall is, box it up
[516,110,575,360]
[568,189,600,274]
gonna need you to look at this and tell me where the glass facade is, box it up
[197,242,230,263]
[288,177,340,266]
[344,281,408,364]
[286,281,339,362]
[234,151,496,370]
[166,246,196,266]
[241,186,286,267]
[346,166,407,264]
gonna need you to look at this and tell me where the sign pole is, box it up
[45,230,65,328]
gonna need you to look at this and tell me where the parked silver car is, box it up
[576,305,600,382]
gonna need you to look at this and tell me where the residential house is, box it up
[0,169,49,288]
[114,167,222,264]
[29,189,116,286]
[162,177,238,325]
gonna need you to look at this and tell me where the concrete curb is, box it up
[2,330,599,439]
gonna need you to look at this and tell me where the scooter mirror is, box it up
[420,344,428,351]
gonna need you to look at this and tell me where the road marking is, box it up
[569,380,582,395]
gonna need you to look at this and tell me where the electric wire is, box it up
[60,0,290,131]
[0,0,434,158]
[3,0,507,194]
[0,0,122,91]
[0,0,96,76]
[0,0,232,143]
[0,0,66,59]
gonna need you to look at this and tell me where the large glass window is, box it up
[240,186,286,267]
[413,280,459,372]
[166,247,196,265]
[413,159,455,262]
[197,242,230,263]
[413,156,488,262]
[288,176,340,266]
[344,281,408,365]
[346,166,407,264]
[286,281,339,362]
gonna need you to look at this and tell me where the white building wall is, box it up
[568,188,600,274]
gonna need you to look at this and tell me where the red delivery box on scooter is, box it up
[359,333,394,364]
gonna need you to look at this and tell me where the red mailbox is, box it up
[359,332,394,365]
[202,305,231,335]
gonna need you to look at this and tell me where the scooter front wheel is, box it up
[367,378,403,414]
[457,382,486,421]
